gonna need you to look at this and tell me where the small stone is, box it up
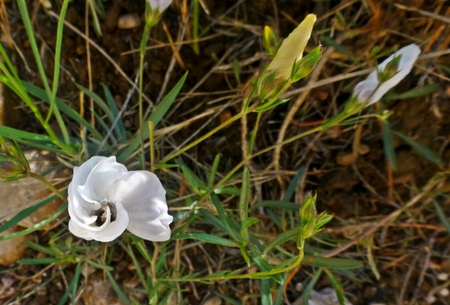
[0,227,27,266]
[294,288,353,305]
[437,272,449,281]
[117,14,141,29]
[439,288,449,297]
[425,294,436,304]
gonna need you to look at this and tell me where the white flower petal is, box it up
[107,171,172,241]
[354,44,421,105]
[78,157,128,203]
[68,156,109,225]
[68,201,129,242]
[148,0,171,11]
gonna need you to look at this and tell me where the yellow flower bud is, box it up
[267,14,316,81]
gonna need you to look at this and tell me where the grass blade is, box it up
[393,131,442,165]
[172,233,240,247]
[117,72,187,162]
[324,268,346,305]
[382,120,398,172]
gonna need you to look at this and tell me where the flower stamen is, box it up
[91,199,117,226]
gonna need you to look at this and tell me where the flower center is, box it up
[91,199,117,226]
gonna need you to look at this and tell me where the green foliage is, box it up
[1,1,443,303]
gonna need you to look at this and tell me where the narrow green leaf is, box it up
[23,81,104,141]
[214,187,241,195]
[199,209,228,233]
[320,36,356,62]
[0,194,59,233]
[117,72,187,162]
[172,233,240,247]
[393,131,442,165]
[255,98,290,112]
[0,125,52,142]
[176,159,207,194]
[324,268,346,305]
[18,257,61,264]
[210,193,242,242]
[382,121,398,172]
[260,279,273,305]
[242,217,258,229]
[208,154,221,188]
[253,200,299,211]
[76,84,115,124]
[103,85,126,143]
[251,251,283,284]
[148,71,188,126]
[47,0,71,145]
[24,240,57,256]
[86,260,114,271]
[58,263,82,305]
[0,202,67,241]
[264,227,299,255]
[106,270,131,304]
[433,200,450,234]
[302,255,363,270]
[302,268,322,305]
[284,166,305,201]
[239,167,251,223]
[388,83,440,100]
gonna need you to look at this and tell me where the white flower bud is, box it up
[353,44,421,105]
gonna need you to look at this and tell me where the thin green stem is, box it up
[0,59,74,154]
[29,172,67,202]
[46,0,71,145]
[215,125,323,189]
[138,25,152,168]
[158,106,256,165]
[247,112,262,156]
[149,121,155,172]
[159,250,304,282]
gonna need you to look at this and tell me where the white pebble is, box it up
[117,14,141,29]
[437,272,449,281]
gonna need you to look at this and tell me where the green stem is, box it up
[158,106,256,164]
[215,125,323,189]
[29,172,67,202]
[138,25,152,168]
[247,112,262,156]
[159,250,304,282]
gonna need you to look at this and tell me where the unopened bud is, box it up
[0,155,26,180]
[0,137,29,180]
[262,26,278,56]
[377,55,401,82]
[291,45,322,82]
[257,71,287,102]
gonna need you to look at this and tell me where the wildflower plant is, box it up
[0,1,437,303]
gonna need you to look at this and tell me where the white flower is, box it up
[353,44,421,105]
[148,0,172,12]
[68,156,173,242]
